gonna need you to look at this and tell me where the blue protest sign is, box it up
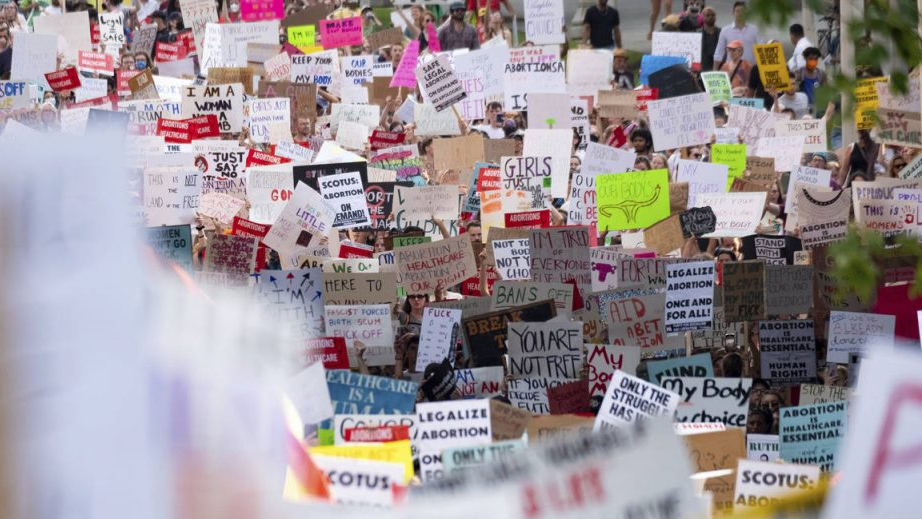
[325,370,418,415]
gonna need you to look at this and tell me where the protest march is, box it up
[4,0,922,518]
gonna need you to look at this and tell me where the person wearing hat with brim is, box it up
[719,39,751,91]
[437,1,480,51]
[613,48,634,90]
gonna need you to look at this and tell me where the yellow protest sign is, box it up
[711,144,747,189]
[754,43,790,90]
[309,440,414,482]
[855,76,888,131]
[288,24,320,54]
[595,169,670,231]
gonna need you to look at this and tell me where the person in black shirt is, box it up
[699,6,720,72]
[747,63,774,110]
[583,0,621,50]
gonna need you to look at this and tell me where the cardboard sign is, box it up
[799,384,851,406]
[647,354,714,385]
[321,273,397,306]
[594,371,680,431]
[204,234,258,287]
[366,27,404,50]
[303,337,350,370]
[722,261,766,322]
[596,169,670,231]
[598,287,684,352]
[326,370,417,415]
[683,428,746,472]
[528,227,592,293]
[431,134,484,172]
[145,224,193,271]
[827,311,896,363]
[319,16,363,49]
[758,320,816,383]
[253,268,325,341]
[665,261,715,333]
[463,299,557,367]
[795,187,851,247]
[678,207,717,237]
[393,185,458,221]
[587,344,641,397]
[489,399,531,441]
[779,401,848,472]
[416,54,467,112]
[753,42,791,90]
[416,307,462,371]
[764,264,813,315]
[395,235,477,295]
[181,83,243,133]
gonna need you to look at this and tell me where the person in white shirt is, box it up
[772,79,810,119]
[787,23,813,72]
[713,1,760,68]
[471,101,507,139]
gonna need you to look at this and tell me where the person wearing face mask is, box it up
[220,0,241,23]
[794,47,826,112]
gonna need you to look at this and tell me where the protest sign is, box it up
[143,167,201,227]
[779,401,848,472]
[594,371,680,431]
[492,239,531,281]
[854,76,888,130]
[204,234,257,287]
[684,428,746,474]
[302,337,350,370]
[245,164,294,224]
[775,117,827,154]
[44,67,81,93]
[587,344,642,397]
[740,235,803,266]
[757,136,805,173]
[528,227,591,293]
[181,83,243,133]
[652,31,702,68]
[764,264,813,315]
[876,107,922,147]
[10,32,58,88]
[639,54,686,85]
[701,71,731,104]
[521,129,571,198]
[661,377,752,428]
[326,370,417,415]
[566,50,613,97]
[99,12,125,49]
[678,207,717,237]
[827,311,896,363]
[677,160,729,208]
[799,384,851,406]
[758,320,816,384]
[33,11,91,60]
[665,261,715,333]
[546,380,590,415]
[261,182,336,258]
[290,50,338,86]
[492,281,573,316]
[463,299,557,367]
[734,459,820,511]
[505,210,551,229]
[396,235,477,295]
[393,185,458,221]
[145,224,193,271]
[390,39,420,89]
[415,307,462,371]
[506,321,582,415]
[730,105,786,147]
[648,64,700,99]
[647,354,714,385]
[247,97,291,144]
[416,55,467,112]
[503,46,565,111]
[324,304,394,366]
[366,27,404,50]
[488,399,531,441]
[589,247,622,292]
[322,273,397,306]
[647,93,715,151]
[617,257,670,289]
[786,165,832,213]
[253,268,325,341]
[318,17,362,49]
[432,134,484,171]
[501,155,552,207]
[596,170,670,232]
[182,0,219,51]
[795,187,852,247]
[199,192,246,223]
[523,0,564,44]
[416,400,492,480]
[442,440,527,475]
[310,455,405,507]
[693,192,767,238]
[754,42,791,90]
[287,24,318,53]
[597,89,638,120]
[598,287,683,352]
[643,215,685,255]
[413,102,462,136]
[722,260,766,322]
[711,144,747,187]
[0,81,31,112]
[318,172,371,229]
[747,433,780,462]
[454,366,505,399]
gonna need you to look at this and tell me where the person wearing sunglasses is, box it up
[437,1,480,51]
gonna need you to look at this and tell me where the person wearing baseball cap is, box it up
[437,2,480,51]
[720,39,752,91]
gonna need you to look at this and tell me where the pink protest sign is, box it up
[240,0,284,21]
[426,22,441,52]
[389,39,420,89]
[319,16,363,49]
